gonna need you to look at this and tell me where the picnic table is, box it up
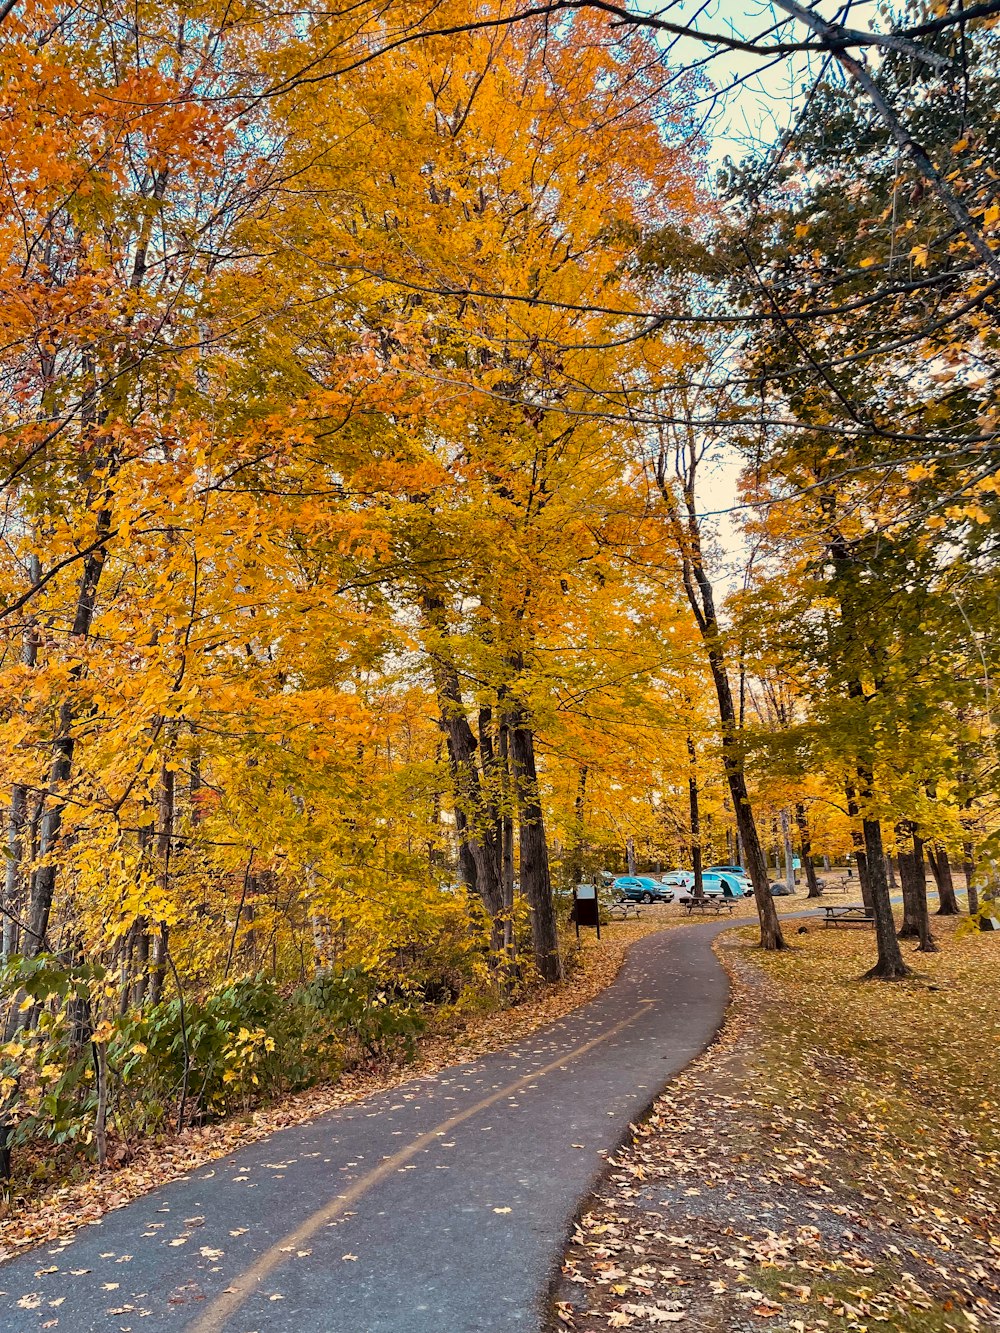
[682,896,737,916]
[608,896,642,921]
[821,903,875,928]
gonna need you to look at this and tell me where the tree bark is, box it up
[509,720,561,983]
[3,557,39,961]
[148,756,174,1004]
[687,735,704,898]
[780,809,795,892]
[845,784,873,909]
[800,799,821,895]
[962,841,978,916]
[910,830,936,951]
[862,816,911,979]
[24,520,110,958]
[897,838,920,939]
[2,786,27,961]
[567,765,588,887]
[795,802,821,897]
[93,1040,109,1167]
[498,723,516,969]
[655,441,782,948]
[926,844,959,915]
[419,594,504,924]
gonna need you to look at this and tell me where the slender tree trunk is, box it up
[654,452,781,946]
[962,841,978,916]
[897,834,920,939]
[3,562,39,961]
[498,724,515,968]
[780,809,795,892]
[420,595,504,922]
[93,1040,109,1167]
[887,852,898,891]
[509,720,560,984]
[24,526,110,957]
[910,830,937,951]
[845,784,873,910]
[625,835,636,876]
[149,757,174,1005]
[861,816,911,979]
[3,786,27,961]
[927,844,959,915]
[686,735,703,898]
[795,803,820,897]
[708,659,784,948]
[566,765,589,898]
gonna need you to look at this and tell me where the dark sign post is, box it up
[572,883,600,939]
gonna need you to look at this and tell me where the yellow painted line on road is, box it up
[187,1002,654,1333]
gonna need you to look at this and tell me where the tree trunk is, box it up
[93,1040,109,1167]
[2,786,27,961]
[23,529,110,958]
[498,724,516,969]
[509,720,561,984]
[780,809,795,892]
[926,844,959,915]
[909,830,937,952]
[897,842,920,939]
[795,803,821,897]
[653,457,780,946]
[845,784,873,910]
[420,595,504,923]
[687,735,703,898]
[861,817,911,979]
[708,659,784,948]
[148,757,174,1004]
[149,923,169,1006]
[567,765,588,887]
[3,566,39,961]
[962,841,978,916]
[625,835,636,876]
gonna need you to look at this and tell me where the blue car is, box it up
[679,873,749,904]
[612,875,675,904]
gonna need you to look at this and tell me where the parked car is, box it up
[678,872,746,904]
[612,875,675,904]
[706,866,753,896]
[660,870,695,890]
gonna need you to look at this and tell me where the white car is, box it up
[659,870,695,890]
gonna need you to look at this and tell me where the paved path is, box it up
[1,918,748,1333]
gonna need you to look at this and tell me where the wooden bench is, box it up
[682,897,737,916]
[608,896,642,921]
[821,904,874,928]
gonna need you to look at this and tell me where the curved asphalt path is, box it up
[1,917,750,1333]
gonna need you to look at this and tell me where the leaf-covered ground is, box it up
[551,917,1000,1333]
[0,913,671,1261]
